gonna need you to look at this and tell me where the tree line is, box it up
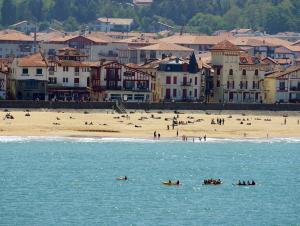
[0,0,299,34]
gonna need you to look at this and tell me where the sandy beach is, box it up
[0,109,300,139]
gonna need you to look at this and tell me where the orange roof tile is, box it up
[0,30,33,42]
[159,35,228,45]
[97,18,133,26]
[138,42,193,51]
[18,53,47,67]
[211,40,243,51]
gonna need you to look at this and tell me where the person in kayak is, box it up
[238,180,242,185]
[176,180,180,185]
[251,180,256,185]
[124,176,127,180]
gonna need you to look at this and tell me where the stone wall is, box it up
[1,100,300,111]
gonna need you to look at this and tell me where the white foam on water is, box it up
[0,135,300,144]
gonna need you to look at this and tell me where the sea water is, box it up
[0,137,299,226]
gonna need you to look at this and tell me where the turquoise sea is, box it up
[0,137,299,226]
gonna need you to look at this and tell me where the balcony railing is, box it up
[181,82,192,86]
[290,87,300,91]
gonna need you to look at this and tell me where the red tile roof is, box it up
[211,40,243,51]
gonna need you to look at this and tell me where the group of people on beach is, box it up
[182,135,207,142]
[153,131,161,139]
[211,118,225,125]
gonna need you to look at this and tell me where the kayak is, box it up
[162,181,181,186]
[202,182,222,186]
[116,177,127,181]
[233,184,255,186]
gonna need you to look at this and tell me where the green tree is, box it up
[63,16,79,31]
[1,0,16,26]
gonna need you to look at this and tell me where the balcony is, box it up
[290,87,300,91]
[181,82,192,86]
[75,72,80,76]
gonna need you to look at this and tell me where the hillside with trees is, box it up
[0,0,299,34]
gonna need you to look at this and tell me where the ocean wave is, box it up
[0,136,300,144]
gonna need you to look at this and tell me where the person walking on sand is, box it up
[176,130,179,137]
[204,135,207,141]
[284,118,287,125]
[158,133,161,140]
[154,131,157,139]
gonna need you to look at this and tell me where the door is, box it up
[182,89,187,100]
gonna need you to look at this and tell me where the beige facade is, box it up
[212,40,267,103]
[263,67,300,103]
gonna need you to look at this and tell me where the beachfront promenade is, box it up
[1,100,300,111]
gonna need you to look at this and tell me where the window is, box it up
[242,69,246,76]
[125,81,135,90]
[75,67,79,73]
[63,66,69,72]
[166,88,171,99]
[87,77,90,87]
[227,81,230,89]
[36,68,43,76]
[134,94,145,101]
[173,76,177,84]
[194,89,197,98]
[166,76,171,84]
[240,81,243,89]
[253,81,255,89]
[255,69,259,76]
[195,77,198,85]
[22,68,28,75]
[63,77,69,83]
[124,71,135,77]
[173,89,177,98]
[150,50,156,59]
[216,80,220,87]
[49,77,57,84]
[137,81,148,90]
[74,78,79,84]
[217,68,221,75]
[279,81,285,91]
[229,69,233,76]
[24,80,38,89]
[245,81,248,89]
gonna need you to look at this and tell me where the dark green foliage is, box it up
[0,0,299,34]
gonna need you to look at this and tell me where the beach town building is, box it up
[47,48,95,101]
[118,42,193,64]
[39,32,121,61]
[263,66,300,103]
[0,70,7,99]
[89,18,134,32]
[156,53,203,102]
[9,21,37,34]
[90,61,152,102]
[9,52,48,100]
[159,35,230,53]
[0,30,36,58]
[211,40,268,103]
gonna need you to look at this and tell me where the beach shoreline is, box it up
[1,109,300,140]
